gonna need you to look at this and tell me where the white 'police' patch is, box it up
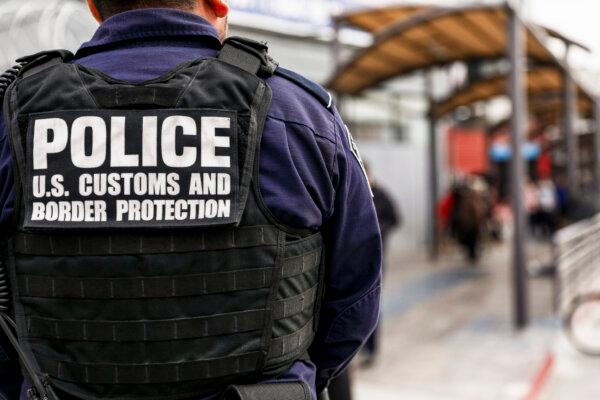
[24,109,239,229]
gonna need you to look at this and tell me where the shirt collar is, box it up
[78,8,222,54]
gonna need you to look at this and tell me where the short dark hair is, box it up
[93,0,197,18]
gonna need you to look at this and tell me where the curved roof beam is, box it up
[336,3,592,54]
[432,66,594,119]
[328,3,583,96]
[334,4,428,33]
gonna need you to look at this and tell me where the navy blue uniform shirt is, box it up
[0,9,382,400]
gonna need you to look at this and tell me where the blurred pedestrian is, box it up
[449,180,487,262]
[363,164,400,365]
[532,179,558,237]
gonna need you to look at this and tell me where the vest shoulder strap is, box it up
[274,67,334,112]
[17,49,73,78]
[0,50,73,100]
[218,36,278,78]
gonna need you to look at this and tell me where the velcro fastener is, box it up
[93,87,182,108]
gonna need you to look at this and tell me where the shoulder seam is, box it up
[325,111,339,221]
[266,114,336,145]
[273,67,334,112]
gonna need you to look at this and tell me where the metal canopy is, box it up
[336,3,592,52]
[534,96,593,126]
[334,4,428,34]
[329,4,560,95]
[432,66,594,121]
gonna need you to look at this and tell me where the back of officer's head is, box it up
[88,0,230,39]
[91,1,197,18]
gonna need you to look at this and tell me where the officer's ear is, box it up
[205,0,229,18]
[87,0,103,23]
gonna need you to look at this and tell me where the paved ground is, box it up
[348,240,600,400]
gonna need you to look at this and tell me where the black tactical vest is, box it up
[3,38,324,400]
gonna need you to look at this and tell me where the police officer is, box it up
[0,1,382,400]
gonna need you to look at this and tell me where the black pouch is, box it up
[223,382,311,400]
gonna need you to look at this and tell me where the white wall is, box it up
[358,141,429,251]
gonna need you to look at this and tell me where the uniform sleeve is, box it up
[0,115,23,399]
[308,110,382,391]
[0,115,15,226]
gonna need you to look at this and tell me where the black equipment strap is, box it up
[1,244,58,400]
[223,382,311,400]
[13,226,279,255]
[26,309,266,342]
[0,315,57,400]
[37,352,261,384]
[218,37,278,77]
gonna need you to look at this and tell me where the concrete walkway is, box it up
[349,241,600,400]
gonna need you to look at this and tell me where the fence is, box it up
[555,214,600,314]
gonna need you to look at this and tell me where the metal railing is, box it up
[555,214,600,355]
[555,214,600,313]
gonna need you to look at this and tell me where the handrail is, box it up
[555,214,600,314]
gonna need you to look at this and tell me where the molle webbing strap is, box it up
[282,232,323,259]
[272,286,318,320]
[18,268,271,299]
[37,352,261,384]
[281,250,321,278]
[268,320,314,360]
[13,226,279,255]
[26,309,266,342]
[92,87,183,108]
